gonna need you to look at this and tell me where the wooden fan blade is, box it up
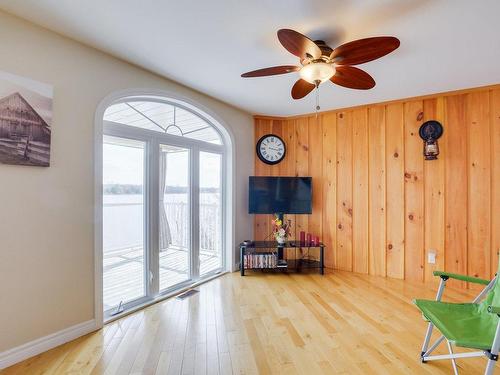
[330,66,376,90]
[241,65,300,77]
[291,79,316,99]
[330,36,400,65]
[278,29,322,60]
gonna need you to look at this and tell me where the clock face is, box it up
[256,134,286,165]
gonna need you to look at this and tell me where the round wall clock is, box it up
[256,134,286,165]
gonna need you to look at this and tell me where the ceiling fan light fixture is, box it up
[240,29,400,102]
[299,62,335,84]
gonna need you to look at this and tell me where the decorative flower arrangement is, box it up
[272,214,292,244]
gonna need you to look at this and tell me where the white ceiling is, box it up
[1,0,499,116]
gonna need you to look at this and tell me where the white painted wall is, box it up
[0,10,253,353]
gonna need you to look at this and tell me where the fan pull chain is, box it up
[315,81,320,116]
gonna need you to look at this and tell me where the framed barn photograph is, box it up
[0,71,52,167]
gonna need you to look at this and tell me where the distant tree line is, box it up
[104,184,142,195]
[104,184,220,194]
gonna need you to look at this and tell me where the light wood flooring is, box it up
[1,270,496,374]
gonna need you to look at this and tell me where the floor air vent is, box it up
[176,289,199,300]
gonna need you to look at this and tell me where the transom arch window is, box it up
[104,99,222,144]
[100,94,229,320]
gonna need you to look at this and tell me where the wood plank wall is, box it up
[254,85,500,286]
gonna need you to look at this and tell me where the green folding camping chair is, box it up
[414,265,500,375]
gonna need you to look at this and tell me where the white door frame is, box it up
[94,88,235,327]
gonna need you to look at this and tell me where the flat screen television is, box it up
[248,176,312,214]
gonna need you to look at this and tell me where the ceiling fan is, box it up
[241,29,400,106]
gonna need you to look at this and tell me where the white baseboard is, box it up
[0,319,97,370]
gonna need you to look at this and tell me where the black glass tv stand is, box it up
[239,240,325,276]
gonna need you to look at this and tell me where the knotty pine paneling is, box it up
[352,109,369,274]
[404,100,425,282]
[308,115,323,238]
[491,89,500,277]
[385,103,405,279]
[445,95,468,288]
[336,111,353,271]
[254,85,500,287]
[467,91,491,289]
[295,117,310,240]
[423,98,446,285]
[368,106,386,277]
[321,113,337,268]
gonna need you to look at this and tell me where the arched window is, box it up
[104,99,222,144]
[96,93,233,321]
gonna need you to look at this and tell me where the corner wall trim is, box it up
[0,319,97,370]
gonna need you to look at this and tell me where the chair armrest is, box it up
[488,306,500,314]
[433,271,490,285]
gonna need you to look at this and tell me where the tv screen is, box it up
[248,176,312,214]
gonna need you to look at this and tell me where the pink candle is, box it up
[306,233,312,245]
[300,231,305,245]
[314,236,320,245]
[310,236,315,246]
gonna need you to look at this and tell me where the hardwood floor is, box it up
[1,270,495,374]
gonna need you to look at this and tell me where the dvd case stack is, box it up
[243,252,277,269]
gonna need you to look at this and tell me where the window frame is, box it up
[95,91,233,326]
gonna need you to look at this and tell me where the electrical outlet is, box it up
[428,250,436,264]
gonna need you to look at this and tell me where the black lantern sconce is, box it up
[419,120,443,160]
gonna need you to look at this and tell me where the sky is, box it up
[103,141,221,188]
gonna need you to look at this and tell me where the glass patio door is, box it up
[199,151,223,275]
[102,136,147,314]
[159,144,191,291]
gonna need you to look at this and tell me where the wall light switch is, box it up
[428,250,436,264]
